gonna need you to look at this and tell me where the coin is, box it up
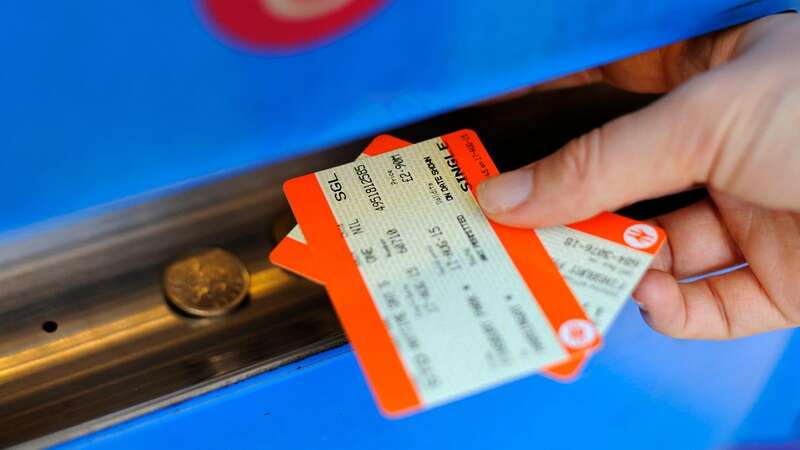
[163,248,250,317]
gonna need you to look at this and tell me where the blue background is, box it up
[2,0,798,236]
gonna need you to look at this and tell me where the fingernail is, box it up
[477,168,534,215]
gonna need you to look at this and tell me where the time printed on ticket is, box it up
[282,130,599,416]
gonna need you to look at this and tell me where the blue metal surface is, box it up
[731,331,800,445]
[59,303,799,450]
[1,0,797,237]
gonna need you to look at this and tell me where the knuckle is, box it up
[559,127,603,187]
[768,85,800,140]
[673,81,731,182]
[652,319,694,340]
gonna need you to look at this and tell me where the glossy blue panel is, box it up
[59,303,800,450]
[1,0,797,236]
[731,332,800,444]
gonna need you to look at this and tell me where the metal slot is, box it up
[0,142,367,448]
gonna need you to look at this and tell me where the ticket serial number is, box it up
[562,236,641,269]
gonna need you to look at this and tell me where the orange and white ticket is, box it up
[280,131,600,416]
[272,135,666,382]
[532,214,665,379]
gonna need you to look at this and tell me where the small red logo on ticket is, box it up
[623,224,659,250]
[558,319,597,350]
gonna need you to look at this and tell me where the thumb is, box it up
[476,80,721,228]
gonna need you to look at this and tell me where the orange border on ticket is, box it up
[270,233,326,283]
[270,135,411,284]
[284,173,423,416]
[568,213,666,255]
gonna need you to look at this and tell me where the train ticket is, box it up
[272,135,666,382]
[281,131,600,416]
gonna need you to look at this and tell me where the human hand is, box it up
[477,13,800,339]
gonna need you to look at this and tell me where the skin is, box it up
[476,13,800,340]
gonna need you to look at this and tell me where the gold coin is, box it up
[163,248,250,317]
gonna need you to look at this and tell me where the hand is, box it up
[477,14,800,340]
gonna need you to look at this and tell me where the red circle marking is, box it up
[201,0,385,50]
[623,224,659,250]
[558,319,597,350]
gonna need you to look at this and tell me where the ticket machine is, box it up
[1,1,799,448]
